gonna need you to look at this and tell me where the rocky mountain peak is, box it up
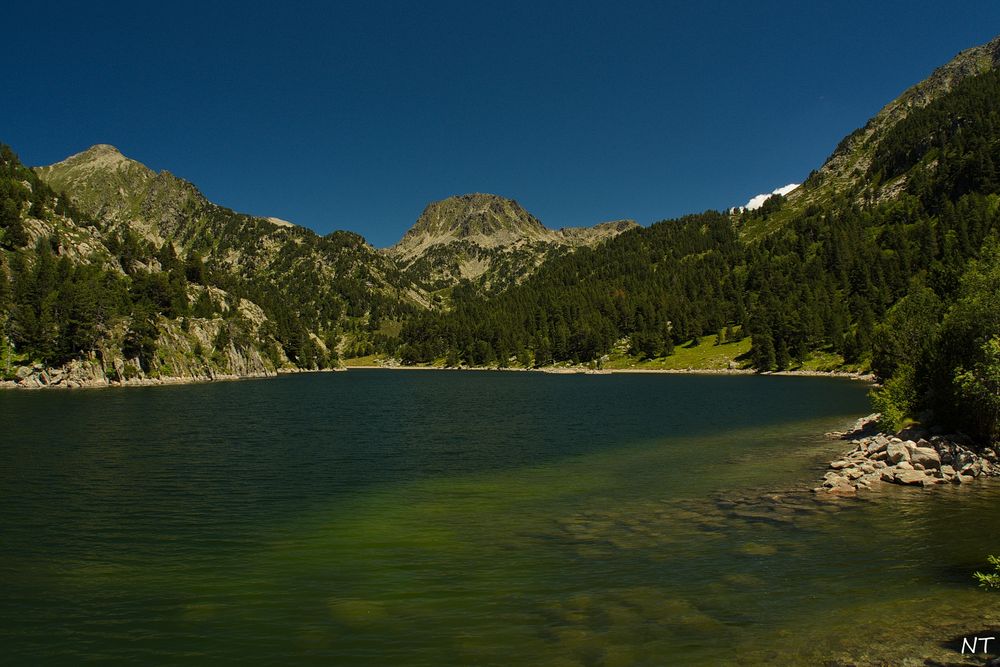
[83,143,124,157]
[35,145,202,241]
[48,143,141,174]
[390,193,554,259]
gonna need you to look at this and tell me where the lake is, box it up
[2,370,998,665]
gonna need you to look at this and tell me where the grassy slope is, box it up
[602,335,752,370]
[342,333,868,373]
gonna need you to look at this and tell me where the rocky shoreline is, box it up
[0,359,341,391]
[3,359,873,390]
[818,414,1000,496]
[346,362,874,380]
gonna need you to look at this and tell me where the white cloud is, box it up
[741,183,799,211]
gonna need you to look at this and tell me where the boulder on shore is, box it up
[909,446,941,469]
[886,442,910,465]
[894,470,927,486]
[817,417,999,495]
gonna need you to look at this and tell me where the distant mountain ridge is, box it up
[38,149,635,298]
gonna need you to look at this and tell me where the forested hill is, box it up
[743,33,1000,238]
[399,40,1000,444]
[0,143,425,386]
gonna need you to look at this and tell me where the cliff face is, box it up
[1,293,316,389]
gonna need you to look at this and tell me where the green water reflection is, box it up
[1,371,997,665]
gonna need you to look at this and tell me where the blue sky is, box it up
[5,1,1000,246]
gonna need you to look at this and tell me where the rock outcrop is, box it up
[0,312,308,390]
[817,415,1000,496]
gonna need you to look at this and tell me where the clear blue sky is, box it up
[5,1,1000,247]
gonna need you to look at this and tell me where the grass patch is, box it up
[341,354,385,367]
[603,334,753,371]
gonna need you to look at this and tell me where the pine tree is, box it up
[0,255,10,327]
[752,332,776,371]
[775,338,790,370]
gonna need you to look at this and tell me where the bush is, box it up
[927,243,1000,441]
[870,365,917,432]
[953,336,1000,443]
[974,555,1000,590]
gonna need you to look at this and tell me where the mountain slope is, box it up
[388,193,638,293]
[36,145,431,358]
[741,34,1000,238]
[0,144,307,386]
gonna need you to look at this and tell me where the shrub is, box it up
[870,365,917,432]
[974,554,1000,590]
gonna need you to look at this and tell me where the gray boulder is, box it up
[909,446,941,469]
[866,436,890,455]
[960,462,982,478]
[886,442,910,465]
[894,470,927,486]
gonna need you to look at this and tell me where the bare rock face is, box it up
[391,194,554,260]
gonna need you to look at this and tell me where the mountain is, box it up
[388,193,637,293]
[741,34,1000,238]
[35,144,433,359]
[6,147,632,384]
[0,143,443,387]
[0,144,302,386]
[37,144,426,304]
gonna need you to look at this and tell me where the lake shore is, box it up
[0,364,345,391]
[343,362,875,381]
[2,359,873,390]
[816,413,1000,497]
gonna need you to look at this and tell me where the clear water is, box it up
[1,371,998,665]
